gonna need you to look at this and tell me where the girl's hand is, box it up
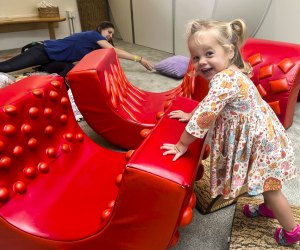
[140,58,154,71]
[168,110,191,122]
[161,142,188,161]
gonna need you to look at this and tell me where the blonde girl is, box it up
[161,19,299,245]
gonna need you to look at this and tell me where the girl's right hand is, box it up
[168,110,191,122]
[161,142,188,161]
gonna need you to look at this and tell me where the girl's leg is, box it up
[0,44,50,73]
[243,190,299,245]
[264,190,300,245]
[263,190,296,231]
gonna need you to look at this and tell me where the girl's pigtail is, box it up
[230,19,252,76]
[230,19,247,46]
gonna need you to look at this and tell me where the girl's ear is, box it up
[228,45,235,60]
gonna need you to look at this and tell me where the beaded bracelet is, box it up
[133,55,139,62]
[133,55,143,63]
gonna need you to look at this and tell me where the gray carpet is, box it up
[80,39,300,250]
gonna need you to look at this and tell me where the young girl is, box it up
[161,19,299,245]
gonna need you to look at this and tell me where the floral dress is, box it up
[186,69,296,199]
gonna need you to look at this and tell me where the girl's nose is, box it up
[194,59,205,69]
[198,57,207,65]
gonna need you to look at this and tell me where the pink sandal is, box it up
[243,203,275,218]
[274,224,300,245]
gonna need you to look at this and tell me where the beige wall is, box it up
[174,0,216,55]
[109,0,300,56]
[133,0,173,53]
[108,0,132,43]
[0,0,81,50]
[255,0,300,44]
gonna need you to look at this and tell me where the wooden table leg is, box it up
[47,22,56,39]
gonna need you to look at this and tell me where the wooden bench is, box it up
[0,16,66,39]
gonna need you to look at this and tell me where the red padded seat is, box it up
[0,75,126,240]
[0,75,203,250]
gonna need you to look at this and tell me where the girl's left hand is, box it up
[161,142,188,161]
[168,110,191,122]
[140,58,154,71]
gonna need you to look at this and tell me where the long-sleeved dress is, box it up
[186,69,296,199]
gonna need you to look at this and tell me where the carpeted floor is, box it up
[230,196,300,250]
[194,159,248,215]
[1,39,300,250]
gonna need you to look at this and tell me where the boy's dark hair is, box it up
[96,21,115,46]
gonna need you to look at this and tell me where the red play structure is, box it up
[0,75,203,250]
[67,49,208,149]
[241,38,300,129]
[67,49,207,150]
[67,38,300,150]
